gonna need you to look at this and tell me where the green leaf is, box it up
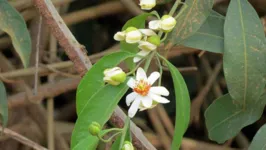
[76,52,135,115]
[205,93,266,144]
[167,0,214,45]
[0,81,8,128]
[182,11,224,53]
[160,56,190,149]
[71,83,129,150]
[249,124,266,150]
[223,0,266,106]
[0,0,31,68]
[120,13,151,71]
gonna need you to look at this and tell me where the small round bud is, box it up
[125,27,142,44]
[114,31,126,41]
[139,0,156,10]
[122,141,134,150]
[147,35,160,46]
[160,15,176,32]
[88,122,101,136]
[104,67,126,86]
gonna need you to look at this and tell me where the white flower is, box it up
[139,0,156,10]
[149,15,176,32]
[126,68,170,118]
[103,67,126,86]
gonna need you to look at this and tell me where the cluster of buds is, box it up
[114,27,161,62]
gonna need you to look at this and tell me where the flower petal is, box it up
[126,30,142,44]
[150,86,169,96]
[141,96,153,108]
[127,78,136,88]
[139,29,156,36]
[138,41,157,51]
[126,92,138,106]
[128,96,141,118]
[149,20,161,30]
[147,72,160,85]
[133,50,150,63]
[136,67,147,81]
[148,93,170,104]
[114,32,125,41]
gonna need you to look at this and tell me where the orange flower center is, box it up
[133,80,151,96]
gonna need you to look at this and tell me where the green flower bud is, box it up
[122,141,134,150]
[104,67,127,86]
[147,35,161,46]
[161,15,176,32]
[125,27,138,33]
[88,122,101,136]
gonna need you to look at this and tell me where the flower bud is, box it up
[122,141,134,150]
[104,67,126,86]
[114,31,126,41]
[125,27,142,44]
[139,0,156,10]
[147,35,160,46]
[161,15,176,32]
[138,41,157,51]
[88,122,101,136]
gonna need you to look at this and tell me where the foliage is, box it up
[0,0,31,68]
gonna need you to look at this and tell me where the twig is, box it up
[32,0,156,149]
[0,125,47,150]
[62,1,125,25]
[33,0,92,76]
[190,61,223,125]
[34,16,42,95]
[156,105,174,137]
[8,78,80,109]
[148,109,171,150]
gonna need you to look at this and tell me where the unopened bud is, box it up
[122,141,134,150]
[161,15,176,32]
[104,67,126,86]
[88,122,101,136]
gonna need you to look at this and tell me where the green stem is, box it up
[169,0,181,16]
[126,58,146,76]
[174,2,188,20]
[160,33,168,42]
[97,131,122,143]
[155,53,163,86]
[144,51,156,72]
[119,117,131,149]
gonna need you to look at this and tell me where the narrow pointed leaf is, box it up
[0,81,8,128]
[249,124,266,150]
[76,52,134,115]
[0,0,31,67]
[183,11,224,53]
[71,83,129,150]
[205,93,266,143]
[223,0,266,106]
[160,56,190,149]
[167,0,214,45]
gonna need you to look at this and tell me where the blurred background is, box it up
[1,0,266,149]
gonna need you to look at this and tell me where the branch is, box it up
[32,1,156,149]
[32,0,92,77]
[0,125,48,150]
